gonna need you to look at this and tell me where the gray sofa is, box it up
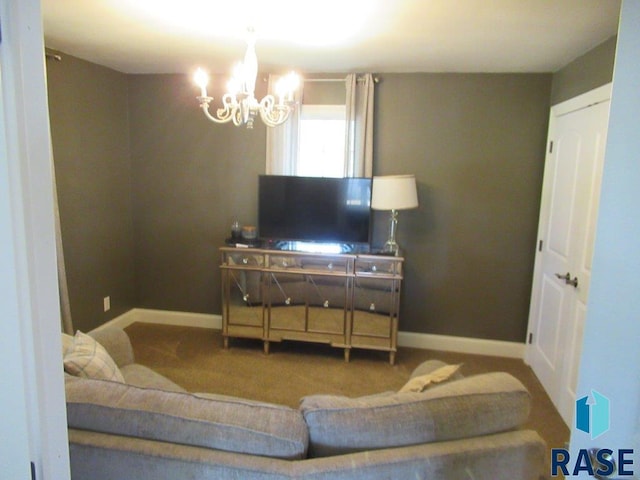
[65,327,546,479]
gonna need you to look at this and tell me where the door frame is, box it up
[0,0,71,478]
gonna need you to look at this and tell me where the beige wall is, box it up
[374,73,551,340]
[46,51,135,333]
[551,36,617,105]
[47,36,615,339]
[128,74,267,314]
[125,72,551,342]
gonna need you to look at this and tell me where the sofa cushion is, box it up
[300,371,531,457]
[65,375,308,460]
[63,331,125,383]
[119,364,186,392]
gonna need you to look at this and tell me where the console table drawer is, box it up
[301,256,351,274]
[268,254,352,274]
[223,251,265,268]
[355,258,402,277]
[268,254,303,270]
[352,311,392,338]
[270,305,306,331]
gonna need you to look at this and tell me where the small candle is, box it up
[194,68,208,97]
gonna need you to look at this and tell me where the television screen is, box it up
[258,175,372,245]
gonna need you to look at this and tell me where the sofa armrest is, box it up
[89,327,135,368]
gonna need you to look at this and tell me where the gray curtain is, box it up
[265,74,303,175]
[344,73,374,178]
[52,159,73,334]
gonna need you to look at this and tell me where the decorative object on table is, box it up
[193,28,299,129]
[231,220,242,240]
[371,174,419,255]
[242,225,257,241]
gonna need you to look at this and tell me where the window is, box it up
[297,105,346,177]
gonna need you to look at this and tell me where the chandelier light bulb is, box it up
[284,71,299,101]
[275,78,288,104]
[193,68,209,97]
[227,78,241,97]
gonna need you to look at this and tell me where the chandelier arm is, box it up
[198,94,248,125]
[198,98,232,124]
[258,95,293,127]
[260,109,291,127]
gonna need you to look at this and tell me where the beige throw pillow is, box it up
[63,331,125,383]
[61,333,74,356]
[398,363,462,393]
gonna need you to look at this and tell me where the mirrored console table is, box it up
[220,247,404,364]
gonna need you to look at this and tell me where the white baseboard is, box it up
[94,308,524,359]
[397,331,525,359]
[92,308,222,332]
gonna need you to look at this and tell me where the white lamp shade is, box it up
[371,174,419,211]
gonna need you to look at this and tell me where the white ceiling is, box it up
[41,0,621,75]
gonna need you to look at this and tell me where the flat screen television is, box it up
[258,175,372,248]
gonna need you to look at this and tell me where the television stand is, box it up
[219,247,404,364]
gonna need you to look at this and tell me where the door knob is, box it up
[555,272,579,288]
[587,448,616,479]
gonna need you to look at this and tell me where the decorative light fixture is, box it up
[193,29,299,129]
[371,174,419,255]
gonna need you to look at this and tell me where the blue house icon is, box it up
[576,390,610,440]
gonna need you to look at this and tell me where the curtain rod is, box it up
[304,76,380,84]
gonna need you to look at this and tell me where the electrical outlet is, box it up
[103,296,111,312]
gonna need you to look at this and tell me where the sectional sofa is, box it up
[63,327,546,479]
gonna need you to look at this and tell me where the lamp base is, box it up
[381,240,398,256]
[383,210,400,256]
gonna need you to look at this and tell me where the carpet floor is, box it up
[124,322,569,457]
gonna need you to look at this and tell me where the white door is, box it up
[526,84,611,427]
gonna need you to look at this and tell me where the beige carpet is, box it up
[124,322,569,455]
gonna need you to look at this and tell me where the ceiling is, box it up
[41,0,621,75]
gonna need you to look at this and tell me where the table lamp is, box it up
[371,174,419,255]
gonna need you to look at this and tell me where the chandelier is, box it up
[193,29,299,129]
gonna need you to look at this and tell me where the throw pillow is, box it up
[61,333,74,356]
[63,331,125,383]
[398,363,462,393]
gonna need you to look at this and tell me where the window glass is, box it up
[297,105,346,177]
